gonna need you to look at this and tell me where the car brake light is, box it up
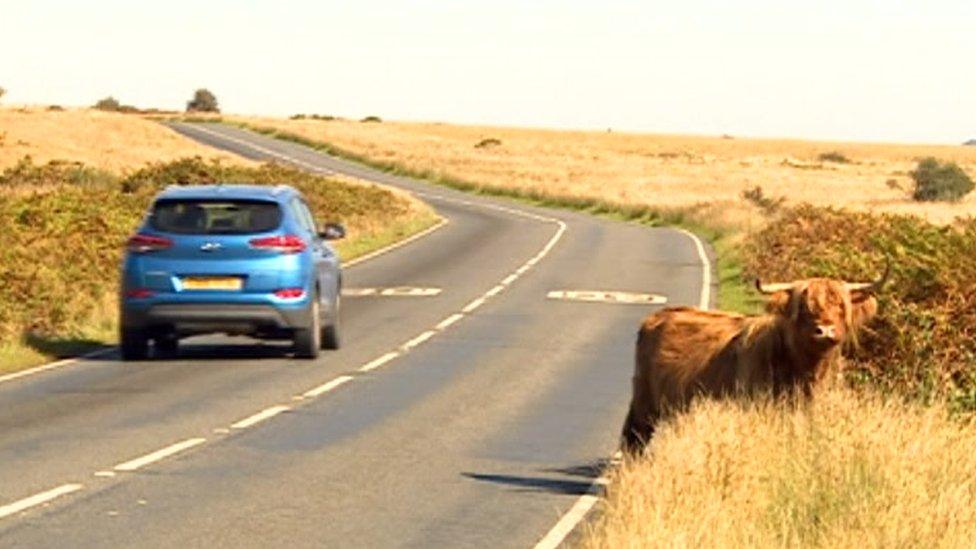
[127,234,173,253]
[126,288,156,299]
[274,288,306,299]
[249,235,306,254]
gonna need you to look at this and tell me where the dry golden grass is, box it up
[582,389,976,548]
[0,107,251,172]
[228,116,976,224]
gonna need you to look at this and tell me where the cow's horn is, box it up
[755,279,794,294]
[845,256,891,294]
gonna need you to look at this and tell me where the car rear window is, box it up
[150,199,282,235]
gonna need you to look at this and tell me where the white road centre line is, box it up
[401,330,436,351]
[461,297,486,313]
[483,285,505,298]
[302,375,354,398]
[93,471,116,478]
[231,406,291,430]
[114,438,207,472]
[357,353,400,373]
[435,313,465,331]
[501,273,519,286]
[0,484,85,520]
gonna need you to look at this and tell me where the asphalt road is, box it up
[0,123,712,547]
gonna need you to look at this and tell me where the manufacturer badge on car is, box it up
[200,242,222,252]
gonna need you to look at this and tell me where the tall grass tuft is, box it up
[584,389,976,548]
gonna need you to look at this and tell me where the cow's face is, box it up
[766,279,878,351]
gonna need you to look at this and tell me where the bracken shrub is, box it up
[0,157,416,344]
[911,157,974,202]
[745,205,976,411]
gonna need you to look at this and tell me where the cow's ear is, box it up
[851,293,878,327]
[765,290,792,316]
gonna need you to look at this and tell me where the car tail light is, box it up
[274,288,306,299]
[125,288,156,299]
[127,234,173,253]
[249,234,306,254]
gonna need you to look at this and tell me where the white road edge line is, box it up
[302,375,354,397]
[114,438,207,472]
[231,405,291,429]
[0,483,84,520]
[676,228,713,310]
[0,348,113,385]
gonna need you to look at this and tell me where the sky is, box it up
[1,0,973,143]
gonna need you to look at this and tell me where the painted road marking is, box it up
[342,287,442,297]
[302,375,354,398]
[546,290,668,305]
[358,353,400,373]
[231,406,291,430]
[114,438,207,472]
[401,330,436,351]
[461,297,486,313]
[93,471,116,478]
[435,313,465,331]
[0,484,85,520]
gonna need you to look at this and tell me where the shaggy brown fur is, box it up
[621,278,878,453]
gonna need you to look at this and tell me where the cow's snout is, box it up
[813,324,839,342]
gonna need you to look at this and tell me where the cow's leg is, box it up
[620,400,656,454]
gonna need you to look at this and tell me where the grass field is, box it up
[582,388,976,548]
[0,106,250,172]
[225,116,976,225]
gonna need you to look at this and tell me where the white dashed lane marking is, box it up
[0,484,85,520]
[231,406,291,430]
[113,438,207,472]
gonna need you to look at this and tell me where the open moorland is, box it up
[218,114,976,546]
[225,115,976,225]
[0,109,437,373]
[0,107,250,171]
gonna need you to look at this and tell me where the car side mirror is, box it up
[318,222,346,240]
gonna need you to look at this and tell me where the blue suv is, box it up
[120,184,344,360]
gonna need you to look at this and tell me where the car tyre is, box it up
[293,296,321,359]
[155,335,179,358]
[321,295,340,350]
[120,328,149,361]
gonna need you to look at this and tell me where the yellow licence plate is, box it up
[182,277,243,291]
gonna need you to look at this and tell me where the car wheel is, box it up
[120,327,149,361]
[293,295,321,359]
[321,295,340,350]
[155,335,179,358]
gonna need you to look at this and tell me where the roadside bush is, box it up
[93,96,121,111]
[186,88,219,113]
[360,116,382,123]
[745,205,976,411]
[0,157,417,345]
[818,151,851,164]
[474,138,502,149]
[910,157,974,202]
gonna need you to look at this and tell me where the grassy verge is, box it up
[0,157,438,375]
[582,388,976,548]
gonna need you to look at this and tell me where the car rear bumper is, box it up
[122,303,312,334]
